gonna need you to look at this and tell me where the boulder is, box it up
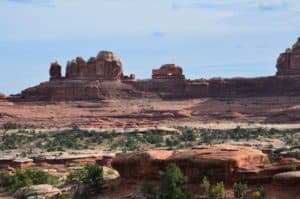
[273,171,300,185]
[49,61,62,80]
[14,184,61,199]
[111,145,268,183]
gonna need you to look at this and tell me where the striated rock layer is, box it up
[0,92,5,99]
[276,37,300,76]
[18,38,300,101]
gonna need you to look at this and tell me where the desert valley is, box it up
[0,38,300,199]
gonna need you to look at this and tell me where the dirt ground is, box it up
[1,96,300,129]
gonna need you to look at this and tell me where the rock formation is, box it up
[0,92,5,99]
[273,171,300,185]
[49,61,62,80]
[111,145,268,184]
[276,38,300,76]
[152,64,185,80]
[17,38,300,101]
[65,51,124,80]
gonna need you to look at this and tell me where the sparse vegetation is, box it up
[141,163,190,199]
[209,181,225,199]
[252,186,266,199]
[0,168,59,191]
[159,163,190,199]
[0,127,299,154]
[141,181,157,199]
[294,150,300,160]
[288,160,297,171]
[233,182,248,199]
[1,122,19,130]
[67,164,104,195]
[200,176,210,197]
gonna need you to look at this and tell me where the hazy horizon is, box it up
[1,0,300,95]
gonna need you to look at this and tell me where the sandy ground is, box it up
[1,96,300,129]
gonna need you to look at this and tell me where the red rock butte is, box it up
[14,38,300,101]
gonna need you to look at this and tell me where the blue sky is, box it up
[0,0,299,95]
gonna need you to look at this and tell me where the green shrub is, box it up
[200,176,210,197]
[67,164,104,194]
[288,160,297,171]
[252,186,266,199]
[143,134,164,145]
[0,168,59,191]
[159,163,190,199]
[252,191,262,199]
[294,150,300,160]
[55,193,73,199]
[24,167,59,185]
[233,182,248,199]
[1,133,33,150]
[181,129,196,142]
[209,182,225,199]
[268,152,280,163]
[1,122,19,130]
[141,181,157,199]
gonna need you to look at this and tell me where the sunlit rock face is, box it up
[111,145,268,183]
[64,51,124,80]
[276,37,300,76]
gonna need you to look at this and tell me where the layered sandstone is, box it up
[18,38,300,101]
[111,145,268,184]
[276,38,300,76]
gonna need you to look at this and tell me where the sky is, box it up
[0,0,300,95]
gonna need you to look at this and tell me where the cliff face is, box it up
[276,37,300,76]
[19,38,300,101]
[111,145,269,184]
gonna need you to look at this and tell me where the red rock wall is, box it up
[111,146,268,184]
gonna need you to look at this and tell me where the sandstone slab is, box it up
[273,171,300,185]
[14,184,61,199]
[111,145,267,183]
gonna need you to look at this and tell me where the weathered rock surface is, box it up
[152,64,185,80]
[111,145,268,183]
[276,37,300,76]
[49,61,62,80]
[14,184,61,199]
[273,171,300,185]
[65,51,123,80]
[0,92,5,98]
